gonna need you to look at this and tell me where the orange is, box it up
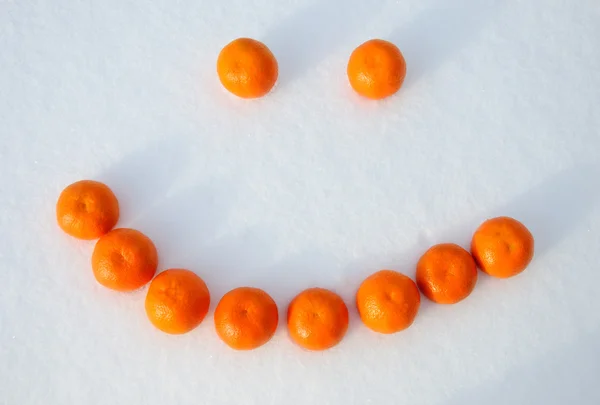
[145,269,211,334]
[416,243,478,304]
[287,288,349,351]
[56,180,119,240]
[91,228,158,291]
[214,287,278,350]
[347,39,406,100]
[356,270,420,334]
[471,216,534,278]
[217,38,278,98]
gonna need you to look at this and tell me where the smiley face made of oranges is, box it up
[55,37,534,351]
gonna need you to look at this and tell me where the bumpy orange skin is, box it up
[347,39,406,100]
[416,244,478,304]
[91,228,158,291]
[287,288,349,351]
[356,270,420,334]
[56,180,119,240]
[471,216,534,278]
[214,287,278,350]
[145,269,210,335]
[217,38,279,98]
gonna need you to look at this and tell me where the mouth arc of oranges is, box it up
[57,176,535,349]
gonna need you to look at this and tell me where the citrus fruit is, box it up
[471,216,534,278]
[217,38,278,98]
[214,287,278,350]
[91,228,158,291]
[356,270,420,334]
[145,269,210,334]
[56,180,119,240]
[416,243,478,304]
[347,39,406,99]
[287,288,349,351]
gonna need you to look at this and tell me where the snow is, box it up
[1,0,600,404]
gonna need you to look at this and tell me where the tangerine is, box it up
[356,270,420,334]
[347,39,406,99]
[56,180,119,240]
[471,216,534,278]
[287,288,349,351]
[217,38,278,98]
[214,287,278,350]
[91,228,158,291]
[416,243,478,304]
[145,269,210,334]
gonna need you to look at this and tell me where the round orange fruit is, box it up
[56,180,119,240]
[416,243,478,304]
[471,216,534,278]
[287,288,349,351]
[217,38,278,98]
[347,39,406,99]
[214,287,278,350]
[91,228,158,291]
[356,270,420,334]
[145,269,211,334]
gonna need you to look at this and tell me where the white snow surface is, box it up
[1,0,600,404]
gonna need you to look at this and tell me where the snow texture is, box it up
[1,0,600,404]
